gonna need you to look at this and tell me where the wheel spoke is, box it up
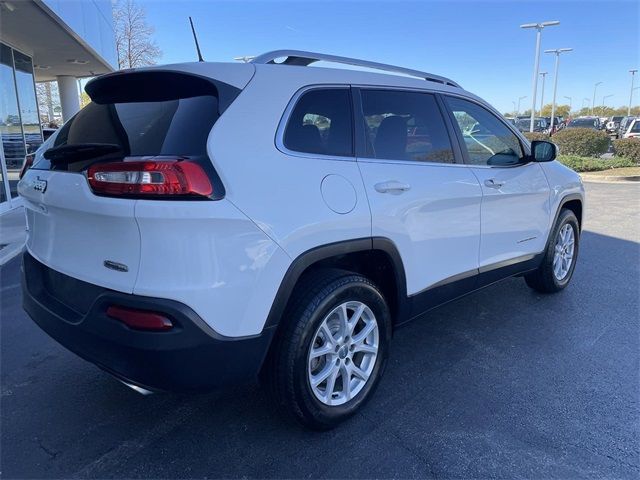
[553,260,562,279]
[352,320,376,343]
[350,363,370,381]
[319,323,337,347]
[311,363,336,387]
[324,367,339,403]
[340,364,352,400]
[348,303,365,335]
[353,343,377,355]
[338,303,349,338]
[310,343,334,360]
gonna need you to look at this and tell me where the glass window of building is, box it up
[0,43,43,201]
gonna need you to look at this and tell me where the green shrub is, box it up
[522,132,550,142]
[558,155,636,172]
[552,128,610,157]
[612,138,640,163]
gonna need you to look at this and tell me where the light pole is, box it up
[629,69,638,116]
[544,48,572,132]
[512,101,517,116]
[582,97,590,110]
[521,20,560,132]
[539,71,548,115]
[517,95,527,115]
[601,94,613,115]
[564,96,572,114]
[592,82,602,115]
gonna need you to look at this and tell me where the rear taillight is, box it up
[87,159,213,198]
[107,305,173,331]
[19,154,35,179]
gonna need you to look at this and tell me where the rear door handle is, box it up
[374,181,411,194]
[484,179,505,189]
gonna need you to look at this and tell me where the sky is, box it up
[141,0,639,114]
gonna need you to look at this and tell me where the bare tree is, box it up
[113,0,161,69]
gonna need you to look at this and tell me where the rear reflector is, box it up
[87,159,213,198]
[106,305,173,331]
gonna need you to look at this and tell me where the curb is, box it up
[581,174,640,183]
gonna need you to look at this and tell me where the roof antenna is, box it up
[189,16,204,62]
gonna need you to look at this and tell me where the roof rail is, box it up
[250,50,461,88]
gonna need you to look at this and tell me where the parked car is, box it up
[566,117,600,130]
[543,116,564,132]
[606,116,624,135]
[18,50,584,429]
[622,118,640,138]
[618,116,637,138]
[515,117,548,133]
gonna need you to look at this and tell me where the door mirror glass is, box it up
[531,140,557,162]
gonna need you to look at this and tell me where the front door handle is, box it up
[374,181,411,194]
[484,179,505,189]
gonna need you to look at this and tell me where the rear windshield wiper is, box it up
[44,143,123,164]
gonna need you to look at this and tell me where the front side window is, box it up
[445,96,524,166]
[283,88,353,157]
[360,90,454,163]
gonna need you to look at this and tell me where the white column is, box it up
[57,76,80,122]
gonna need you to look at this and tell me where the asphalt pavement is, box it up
[1,182,638,479]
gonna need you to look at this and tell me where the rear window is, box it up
[33,71,239,171]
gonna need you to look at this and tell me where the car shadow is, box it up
[1,230,638,479]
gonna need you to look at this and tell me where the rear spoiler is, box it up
[85,65,253,113]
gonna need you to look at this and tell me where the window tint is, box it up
[360,90,454,163]
[283,88,353,157]
[445,96,524,166]
[33,96,219,171]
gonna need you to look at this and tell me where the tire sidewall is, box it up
[292,279,391,428]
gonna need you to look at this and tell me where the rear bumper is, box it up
[21,251,275,392]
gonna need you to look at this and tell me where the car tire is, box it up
[264,268,391,430]
[525,209,580,293]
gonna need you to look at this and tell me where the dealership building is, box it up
[0,0,117,215]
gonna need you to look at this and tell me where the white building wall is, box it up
[41,0,118,70]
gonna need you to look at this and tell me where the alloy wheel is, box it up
[307,301,379,406]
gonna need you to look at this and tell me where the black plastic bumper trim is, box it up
[21,251,274,392]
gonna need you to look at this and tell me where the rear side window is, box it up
[283,88,353,157]
[360,90,455,163]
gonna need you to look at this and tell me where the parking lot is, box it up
[1,181,638,479]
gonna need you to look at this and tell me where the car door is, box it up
[354,88,483,298]
[442,95,551,269]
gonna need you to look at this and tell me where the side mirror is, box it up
[531,140,557,162]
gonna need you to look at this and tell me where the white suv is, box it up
[19,50,584,429]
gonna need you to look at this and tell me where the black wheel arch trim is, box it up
[263,237,408,329]
[556,193,583,228]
